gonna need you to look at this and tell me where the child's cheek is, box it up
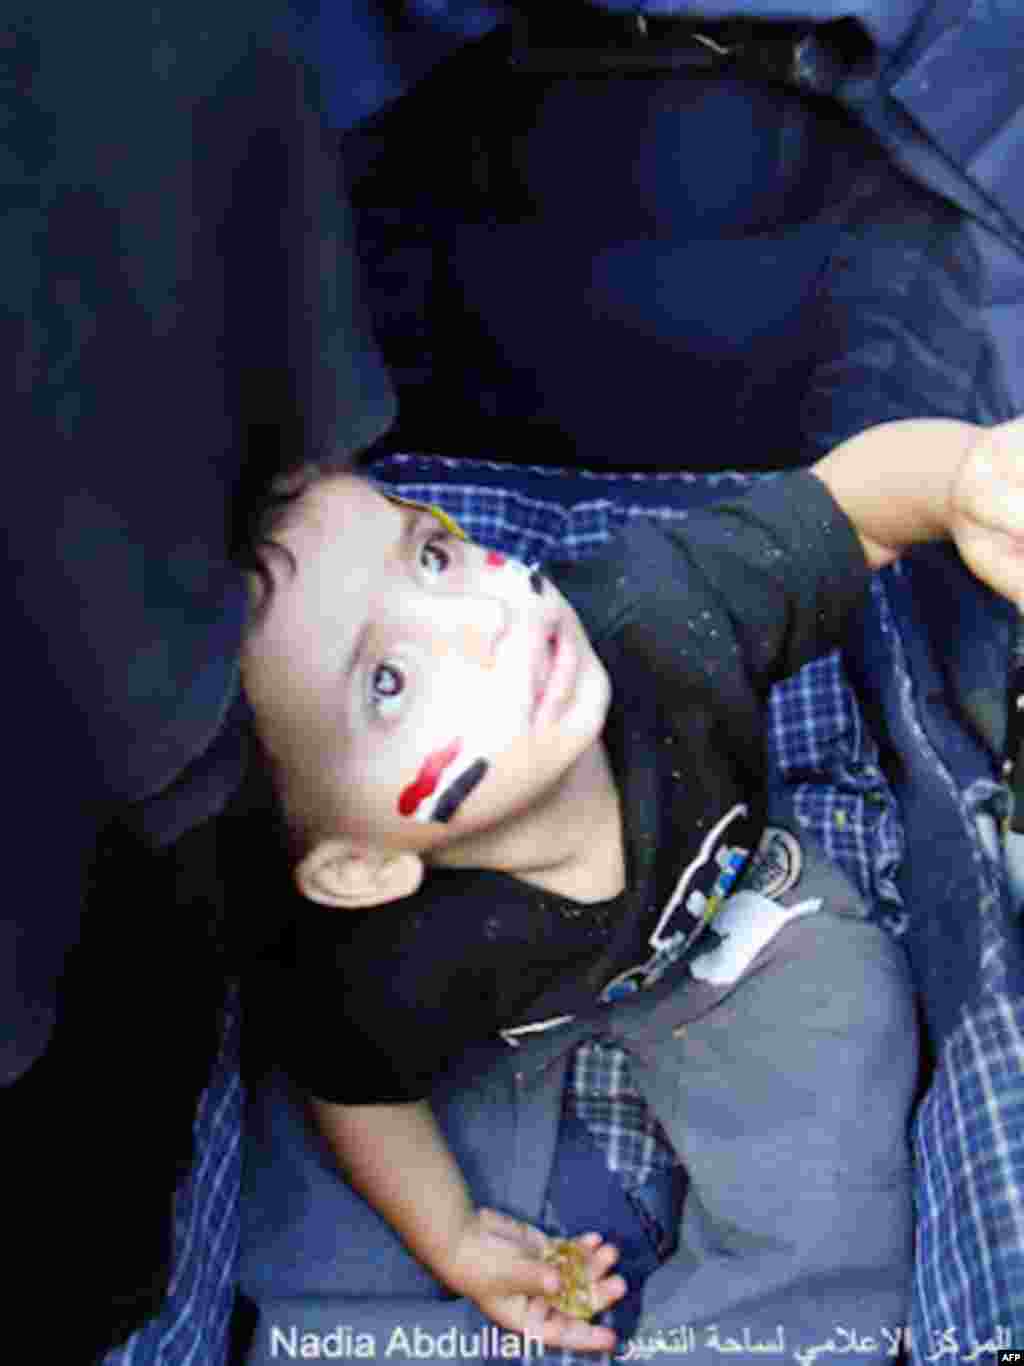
[393,646,525,825]
[397,740,490,824]
[398,739,471,821]
[482,549,546,598]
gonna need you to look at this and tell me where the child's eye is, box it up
[419,531,453,579]
[370,662,405,718]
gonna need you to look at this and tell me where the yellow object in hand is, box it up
[542,1239,595,1321]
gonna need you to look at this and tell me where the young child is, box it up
[235,416,1024,1359]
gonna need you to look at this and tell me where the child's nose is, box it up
[423,593,513,667]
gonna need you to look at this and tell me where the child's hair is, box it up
[229,458,324,631]
[216,455,334,966]
[228,450,357,857]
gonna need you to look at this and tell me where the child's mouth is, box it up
[533,625,561,716]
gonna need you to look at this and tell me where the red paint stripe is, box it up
[398,739,463,817]
[485,551,506,568]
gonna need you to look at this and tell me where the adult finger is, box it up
[953,421,1024,540]
[955,522,1024,609]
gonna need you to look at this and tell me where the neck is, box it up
[428,740,625,903]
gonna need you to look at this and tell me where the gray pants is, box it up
[240,832,917,1364]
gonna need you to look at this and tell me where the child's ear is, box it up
[295,840,424,909]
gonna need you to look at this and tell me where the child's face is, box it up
[241,474,611,856]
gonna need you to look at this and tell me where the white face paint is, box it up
[364,498,565,826]
[385,625,529,824]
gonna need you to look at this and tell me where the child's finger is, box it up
[511,1254,561,1299]
[592,1272,629,1312]
[479,1242,561,1299]
[557,1313,619,1354]
[589,1239,621,1275]
[530,1261,563,1299]
[522,1296,560,1347]
[524,1297,618,1355]
[572,1230,620,1272]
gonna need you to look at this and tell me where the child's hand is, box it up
[949,415,1024,608]
[445,1207,626,1353]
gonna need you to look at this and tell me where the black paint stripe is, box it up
[432,758,489,823]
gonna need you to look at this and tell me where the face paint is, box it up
[382,492,468,541]
[432,757,489,823]
[383,488,547,598]
[398,739,462,817]
[483,549,546,598]
[397,738,490,824]
[370,490,561,827]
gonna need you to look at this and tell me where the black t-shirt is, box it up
[256,471,869,1104]
[275,869,632,1102]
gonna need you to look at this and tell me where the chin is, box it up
[458,754,578,837]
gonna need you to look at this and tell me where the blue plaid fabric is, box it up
[100,981,243,1366]
[563,1042,679,1200]
[913,992,1024,1337]
[104,453,1022,1362]
[547,1040,682,1270]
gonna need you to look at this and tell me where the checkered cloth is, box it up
[547,1039,682,1265]
[101,980,242,1366]
[103,454,1022,1363]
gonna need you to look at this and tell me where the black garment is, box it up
[263,470,869,1105]
[4,2,394,1080]
[5,4,393,1355]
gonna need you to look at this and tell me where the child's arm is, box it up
[812,414,1024,604]
[309,1095,626,1353]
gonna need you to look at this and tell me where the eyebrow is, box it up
[341,503,421,688]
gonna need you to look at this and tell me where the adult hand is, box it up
[949,413,1024,608]
[446,1207,627,1353]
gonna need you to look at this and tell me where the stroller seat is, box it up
[97,5,1024,1361]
